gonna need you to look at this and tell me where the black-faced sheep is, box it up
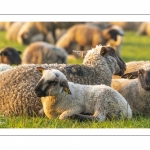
[0,45,126,116]
[56,24,124,56]
[0,47,21,65]
[35,67,132,121]
[22,41,68,64]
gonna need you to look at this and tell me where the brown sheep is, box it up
[17,22,83,45]
[0,47,21,65]
[56,24,124,55]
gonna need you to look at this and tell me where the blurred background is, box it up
[0,21,150,65]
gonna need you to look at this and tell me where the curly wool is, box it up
[0,45,125,116]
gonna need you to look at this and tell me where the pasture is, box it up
[0,30,150,128]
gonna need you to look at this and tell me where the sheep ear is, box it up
[60,79,71,94]
[121,71,138,79]
[73,50,87,58]
[36,67,45,74]
[100,47,108,56]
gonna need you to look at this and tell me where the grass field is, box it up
[0,30,150,128]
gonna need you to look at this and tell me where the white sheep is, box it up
[35,67,132,121]
[22,41,68,64]
[111,63,150,116]
[0,45,126,116]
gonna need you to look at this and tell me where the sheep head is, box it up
[100,46,126,76]
[35,67,71,97]
[122,64,150,91]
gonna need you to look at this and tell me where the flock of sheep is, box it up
[0,21,150,122]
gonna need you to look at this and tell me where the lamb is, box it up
[34,67,132,121]
[112,60,150,79]
[0,47,21,65]
[21,41,68,64]
[6,22,24,41]
[56,24,124,56]
[0,45,126,116]
[111,63,150,116]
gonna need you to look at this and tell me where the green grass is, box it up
[0,30,150,128]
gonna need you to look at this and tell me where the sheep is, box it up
[6,22,24,41]
[34,67,132,121]
[17,22,83,45]
[56,24,124,56]
[0,45,126,116]
[0,22,13,31]
[112,60,150,79]
[111,63,150,116]
[21,41,68,64]
[0,47,21,65]
[137,22,150,36]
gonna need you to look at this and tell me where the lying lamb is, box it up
[0,45,126,116]
[111,63,150,116]
[35,67,132,121]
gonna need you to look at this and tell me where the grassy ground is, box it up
[0,30,150,128]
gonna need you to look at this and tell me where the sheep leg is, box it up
[59,108,82,120]
[71,112,106,122]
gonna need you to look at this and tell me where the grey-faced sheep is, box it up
[111,64,150,116]
[56,24,124,56]
[34,67,132,121]
[0,45,126,116]
[22,41,68,64]
[6,22,24,41]
[0,47,21,65]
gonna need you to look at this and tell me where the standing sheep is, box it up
[35,68,132,121]
[0,47,21,65]
[22,41,68,64]
[17,22,83,45]
[6,22,24,41]
[0,45,126,116]
[111,64,150,116]
[137,22,150,36]
[56,24,124,56]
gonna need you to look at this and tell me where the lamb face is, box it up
[35,68,71,97]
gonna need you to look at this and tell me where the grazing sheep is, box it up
[22,41,68,64]
[56,24,124,56]
[0,45,126,116]
[6,22,24,41]
[0,47,21,65]
[35,67,132,121]
[113,61,150,79]
[137,22,150,36]
[111,64,150,116]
